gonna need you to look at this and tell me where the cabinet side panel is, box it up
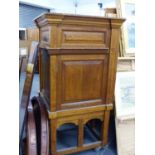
[40,49,50,101]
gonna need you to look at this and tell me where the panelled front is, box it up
[36,13,125,154]
[54,54,108,110]
[40,25,111,49]
[59,26,110,49]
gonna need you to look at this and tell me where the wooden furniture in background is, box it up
[35,13,125,155]
[104,8,117,17]
[19,41,39,155]
[27,27,40,73]
[19,47,28,78]
[19,28,39,73]
[19,27,39,53]
[27,27,39,41]
[19,42,30,72]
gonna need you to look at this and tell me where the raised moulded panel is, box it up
[59,54,108,109]
[61,29,109,48]
[40,26,50,46]
[63,60,103,101]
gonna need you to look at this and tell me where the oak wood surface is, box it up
[35,13,125,155]
[27,28,39,41]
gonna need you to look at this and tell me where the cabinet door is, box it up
[56,54,108,110]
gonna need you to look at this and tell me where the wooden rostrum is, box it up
[34,13,125,155]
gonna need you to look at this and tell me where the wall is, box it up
[19,3,49,28]
[20,0,116,16]
[19,0,54,9]
[51,0,116,16]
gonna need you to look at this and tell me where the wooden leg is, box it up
[101,111,110,145]
[78,119,83,147]
[51,119,57,155]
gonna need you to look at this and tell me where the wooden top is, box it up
[34,13,125,28]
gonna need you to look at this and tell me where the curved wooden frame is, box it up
[31,96,49,155]
[26,106,37,155]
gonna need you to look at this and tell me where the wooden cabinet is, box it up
[35,13,124,155]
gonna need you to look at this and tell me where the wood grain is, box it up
[35,13,125,155]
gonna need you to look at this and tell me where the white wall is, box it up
[20,0,116,16]
[49,0,76,14]
[50,0,116,16]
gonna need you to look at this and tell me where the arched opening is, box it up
[84,119,102,144]
[57,123,78,150]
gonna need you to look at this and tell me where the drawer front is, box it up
[60,26,110,48]
[40,26,110,49]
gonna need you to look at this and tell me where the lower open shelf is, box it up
[57,123,101,151]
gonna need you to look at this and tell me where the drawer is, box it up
[60,29,110,48]
[40,25,110,49]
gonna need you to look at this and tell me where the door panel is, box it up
[57,54,108,110]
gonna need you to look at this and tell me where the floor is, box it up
[20,73,117,155]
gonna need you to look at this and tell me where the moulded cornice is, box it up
[34,13,125,28]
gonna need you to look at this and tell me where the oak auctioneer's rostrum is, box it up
[34,13,125,155]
